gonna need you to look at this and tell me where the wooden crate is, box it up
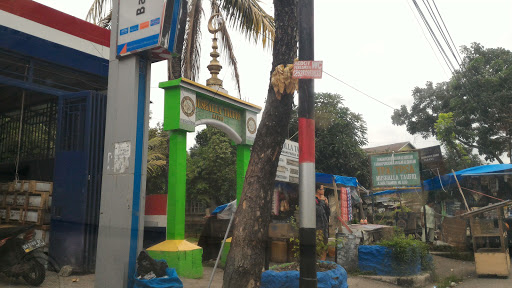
[10,180,53,195]
[441,217,468,248]
[8,208,50,225]
[472,218,499,235]
[34,225,51,251]
[0,208,6,221]
[0,182,9,192]
[2,191,51,210]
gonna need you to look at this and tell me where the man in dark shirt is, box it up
[315,183,330,244]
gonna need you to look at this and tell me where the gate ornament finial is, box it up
[206,13,226,92]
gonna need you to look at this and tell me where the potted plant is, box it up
[260,216,348,288]
[358,231,431,276]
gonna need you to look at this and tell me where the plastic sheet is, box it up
[133,268,183,288]
[261,261,348,288]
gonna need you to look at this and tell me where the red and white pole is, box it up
[298,0,317,287]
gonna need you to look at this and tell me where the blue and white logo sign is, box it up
[117,0,182,62]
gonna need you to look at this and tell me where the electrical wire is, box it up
[412,0,456,73]
[422,0,460,68]
[322,71,396,110]
[405,0,450,78]
[431,0,463,63]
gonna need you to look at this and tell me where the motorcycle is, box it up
[0,225,46,286]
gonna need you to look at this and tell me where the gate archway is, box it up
[146,77,261,278]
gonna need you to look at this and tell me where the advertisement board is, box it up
[419,145,445,180]
[370,151,421,188]
[117,0,181,61]
[275,140,299,183]
[292,60,323,79]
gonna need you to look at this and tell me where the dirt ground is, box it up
[424,255,512,288]
[430,254,476,280]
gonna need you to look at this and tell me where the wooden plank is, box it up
[475,252,510,276]
[441,217,467,248]
[11,180,53,194]
[7,208,50,225]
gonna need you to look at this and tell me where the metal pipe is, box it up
[208,202,236,288]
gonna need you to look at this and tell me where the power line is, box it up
[431,0,463,63]
[422,0,460,67]
[405,0,450,78]
[412,0,456,73]
[323,71,397,110]
[413,0,455,72]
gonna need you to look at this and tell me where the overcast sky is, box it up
[35,0,512,152]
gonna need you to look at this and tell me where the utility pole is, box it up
[298,0,317,287]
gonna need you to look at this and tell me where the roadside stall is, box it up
[267,139,365,263]
[461,200,512,277]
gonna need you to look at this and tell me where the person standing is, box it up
[315,184,330,244]
[421,201,435,243]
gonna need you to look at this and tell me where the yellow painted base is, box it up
[147,240,201,252]
[475,251,510,277]
[147,240,203,279]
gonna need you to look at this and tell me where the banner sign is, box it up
[275,140,299,183]
[117,0,182,62]
[370,151,421,188]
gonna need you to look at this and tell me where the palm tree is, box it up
[86,0,274,96]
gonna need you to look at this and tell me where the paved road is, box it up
[1,255,509,288]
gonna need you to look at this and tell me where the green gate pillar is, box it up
[236,144,252,204]
[167,130,187,240]
[147,129,203,279]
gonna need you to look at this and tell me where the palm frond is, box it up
[218,0,275,49]
[85,0,112,27]
[98,10,112,29]
[182,0,204,80]
[211,1,241,96]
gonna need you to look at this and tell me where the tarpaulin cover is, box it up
[358,245,421,276]
[261,261,348,288]
[423,164,512,191]
[134,268,183,288]
[211,203,229,216]
[316,172,358,187]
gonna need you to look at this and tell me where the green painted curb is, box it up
[220,241,231,268]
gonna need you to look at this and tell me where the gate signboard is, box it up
[370,151,421,188]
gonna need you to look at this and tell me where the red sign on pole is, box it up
[292,60,323,79]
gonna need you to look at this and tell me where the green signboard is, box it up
[195,95,243,136]
[162,78,259,145]
[370,151,421,188]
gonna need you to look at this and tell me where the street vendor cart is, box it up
[461,200,512,277]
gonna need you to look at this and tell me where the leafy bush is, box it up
[378,231,432,272]
[288,215,335,259]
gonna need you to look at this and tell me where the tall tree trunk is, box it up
[168,0,189,80]
[222,1,298,287]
